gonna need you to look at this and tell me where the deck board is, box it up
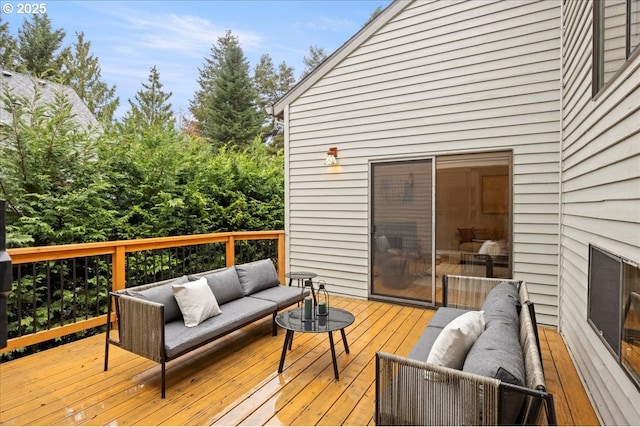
[0,297,598,426]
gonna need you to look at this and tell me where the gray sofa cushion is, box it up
[408,325,443,362]
[127,275,189,323]
[463,323,525,383]
[199,267,244,305]
[163,296,277,358]
[235,259,280,295]
[481,281,521,328]
[462,281,525,424]
[249,285,310,309]
[463,321,525,424]
[427,307,470,329]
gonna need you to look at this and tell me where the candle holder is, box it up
[301,281,314,321]
[316,280,329,316]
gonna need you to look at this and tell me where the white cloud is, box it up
[120,13,263,58]
[92,7,266,118]
[306,16,356,32]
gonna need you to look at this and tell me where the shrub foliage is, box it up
[0,78,284,360]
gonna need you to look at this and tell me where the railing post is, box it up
[226,235,235,267]
[113,246,126,292]
[278,232,286,284]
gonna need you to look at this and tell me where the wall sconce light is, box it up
[325,147,338,166]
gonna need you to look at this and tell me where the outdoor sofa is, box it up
[104,259,309,398]
[376,274,557,425]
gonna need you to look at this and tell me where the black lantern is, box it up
[316,280,329,316]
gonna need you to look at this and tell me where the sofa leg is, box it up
[104,293,113,372]
[104,341,109,371]
[161,361,166,399]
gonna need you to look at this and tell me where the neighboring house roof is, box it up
[270,0,407,118]
[0,69,98,130]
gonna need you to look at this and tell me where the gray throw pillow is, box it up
[235,259,280,295]
[127,275,189,323]
[200,267,244,305]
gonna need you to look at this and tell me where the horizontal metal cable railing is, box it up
[2,231,285,353]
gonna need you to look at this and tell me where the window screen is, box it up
[588,245,623,358]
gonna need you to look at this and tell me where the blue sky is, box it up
[2,0,390,118]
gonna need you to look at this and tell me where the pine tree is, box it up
[254,53,295,150]
[364,6,384,27]
[301,45,327,79]
[0,18,19,70]
[122,65,174,132]
[60,32,120,123]
[16,14,65,77]
[190,30,262,150]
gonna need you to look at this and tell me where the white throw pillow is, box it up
[172,276,222,327]
[427,310,485,369]
[478,240,494,254]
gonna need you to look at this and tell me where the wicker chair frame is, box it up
[375,275,557,425]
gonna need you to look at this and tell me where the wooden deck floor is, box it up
[0,297,599,426]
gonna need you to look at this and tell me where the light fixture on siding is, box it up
[325,147,338,166]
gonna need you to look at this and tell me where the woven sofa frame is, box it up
[103,268,297,398]
[375,275,557,425]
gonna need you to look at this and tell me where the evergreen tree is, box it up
[122,65,174,132]
[17,14,65,77]
[0,18,19,70]
[190,30,262,150]
[0,78,110,246]
[254,53,295,150]
[364,6,384,27]
[301,45,327,79]
[60,31,119,123]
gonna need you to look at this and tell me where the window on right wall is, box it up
[588,245,640,390]
[593,0,640,95]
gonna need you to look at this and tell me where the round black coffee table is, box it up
[275,307,355,380]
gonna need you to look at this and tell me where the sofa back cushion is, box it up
[481,281,521,327]
[127,275,189,323]
[463,323,526,424]
[235,259,280,295]
[464,281,525,424]
[201,267,244,305]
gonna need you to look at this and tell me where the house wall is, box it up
[559,1,640,424]
[284,0,562,325]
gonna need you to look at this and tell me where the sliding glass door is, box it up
[435,152,512,281]
[370,152,512,306]
[371,159,435,305]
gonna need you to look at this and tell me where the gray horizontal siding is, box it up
[285,0,561,324]
[558,0,640,424]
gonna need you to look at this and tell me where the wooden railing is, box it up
[2,231,285,353]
